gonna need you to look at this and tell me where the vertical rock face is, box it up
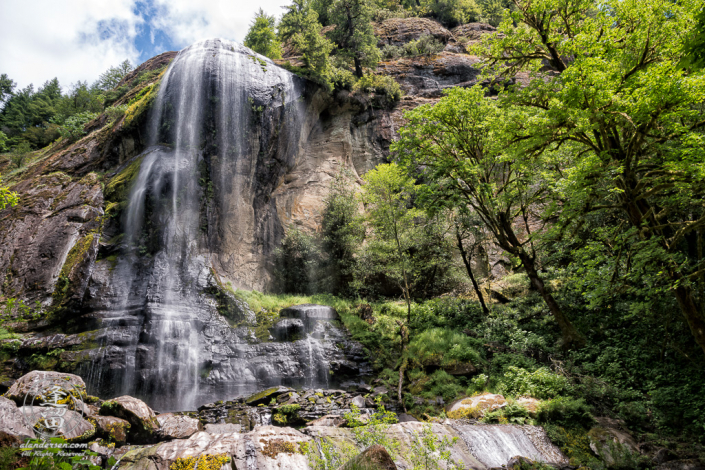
[79,40,371,410]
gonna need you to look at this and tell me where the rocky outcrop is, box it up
[100,395,159,443]
[156,413,203,440]
[0,396,35,440]
[588,417,641,468]
[95,415,131,445]
[5,370,87,404]
[447,393,507,419]
[374,18,453,47]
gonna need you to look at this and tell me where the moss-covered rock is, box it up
[100,395,159,444]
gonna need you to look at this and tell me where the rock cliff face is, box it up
[0,20,495,410]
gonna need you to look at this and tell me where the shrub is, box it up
[404,35,445,57]
[381,44,404,60]
[537,397,594,428]
[330,67,356,91]
[497,366,569,399]
[431,0,482,27]
[273,227,323,294]
[104,104,129,122]
[407,328,482,369]
[482,401,530,424]
[58,112,99,142]
[353,74,401,108]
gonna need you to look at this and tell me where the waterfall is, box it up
[451,424,568,468]
[84,39,319,410]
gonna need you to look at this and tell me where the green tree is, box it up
[96,60,133,91]
[279,0,335,87]
[329,0,380,77]
[0,74,15,105]
[429,0,482,27]
[681,5,705,70]
[0,130,8,152]
[244,9,284,59]
[274,227,323,294]
[393,85,586,349]
[471,0,705,356]
[321,171,365,294]
[360,163,421,324]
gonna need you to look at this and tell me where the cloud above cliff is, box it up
[0,0,286,91]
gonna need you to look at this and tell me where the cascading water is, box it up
[451,424,569,468]
[84,39,370,410]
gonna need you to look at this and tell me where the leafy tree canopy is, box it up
[244,9,284,59]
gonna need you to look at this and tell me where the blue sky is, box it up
[0,0,287,91]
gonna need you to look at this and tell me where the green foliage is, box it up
[482,401,530,425]
[321,171,365,294]
[477,0,513,26]
[96,60,133,91]
[58,111,98,142]
[328,0,380,77]
[244,9,284,59]
[681,6,705,70]
[274,227,324,294]
[430,0,481,27]
[329,67,356,91]
[408,423,462,470]
[344,399,400,454]
[407,328,482,368]
[352,74,401,108]
[381,34,445,60]
[0,130,8,152]
[537,397,594,428]
[472,0,705,355]
[497,366,569,399]
[9,140,31,168]
[279,0,335,89]
[273,404,301,424]
[103,104,128,122]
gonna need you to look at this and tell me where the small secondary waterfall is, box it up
[452,424,568,468]
[83,39,375,410]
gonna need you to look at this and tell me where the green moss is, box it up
[104,157,144,203]
[543,424,603,468]
[122,78,161,129]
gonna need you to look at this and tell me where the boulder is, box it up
[157,413,203,440]
[516,397,541,416]
[19,406,94,441]
[5,370,87,405]
[279,304,339,331]
[447,393,507,419]
[351,395,366,408]
[588,418,640,468]
[119,431,239,470]
[0,396,35,440]
[340,444,398,470]
[374,17,453,47]
[95,415,130,445]
[100,395,159,443]
[245,386,295,406]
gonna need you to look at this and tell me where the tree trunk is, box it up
[354,57,363,78]
[671,275,705,358]
[456,228,489,314]
[519,251,586,350]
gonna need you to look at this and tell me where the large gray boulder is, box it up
[20,406,94,441]
[95,415,131,445]
[100,395,159,443]
[5,370,87,405]
[157,413,203,440]
[0,396,35,440]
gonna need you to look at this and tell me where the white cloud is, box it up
[0,0,289,92]
[151,0,287,47]
[0,0,143,90]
